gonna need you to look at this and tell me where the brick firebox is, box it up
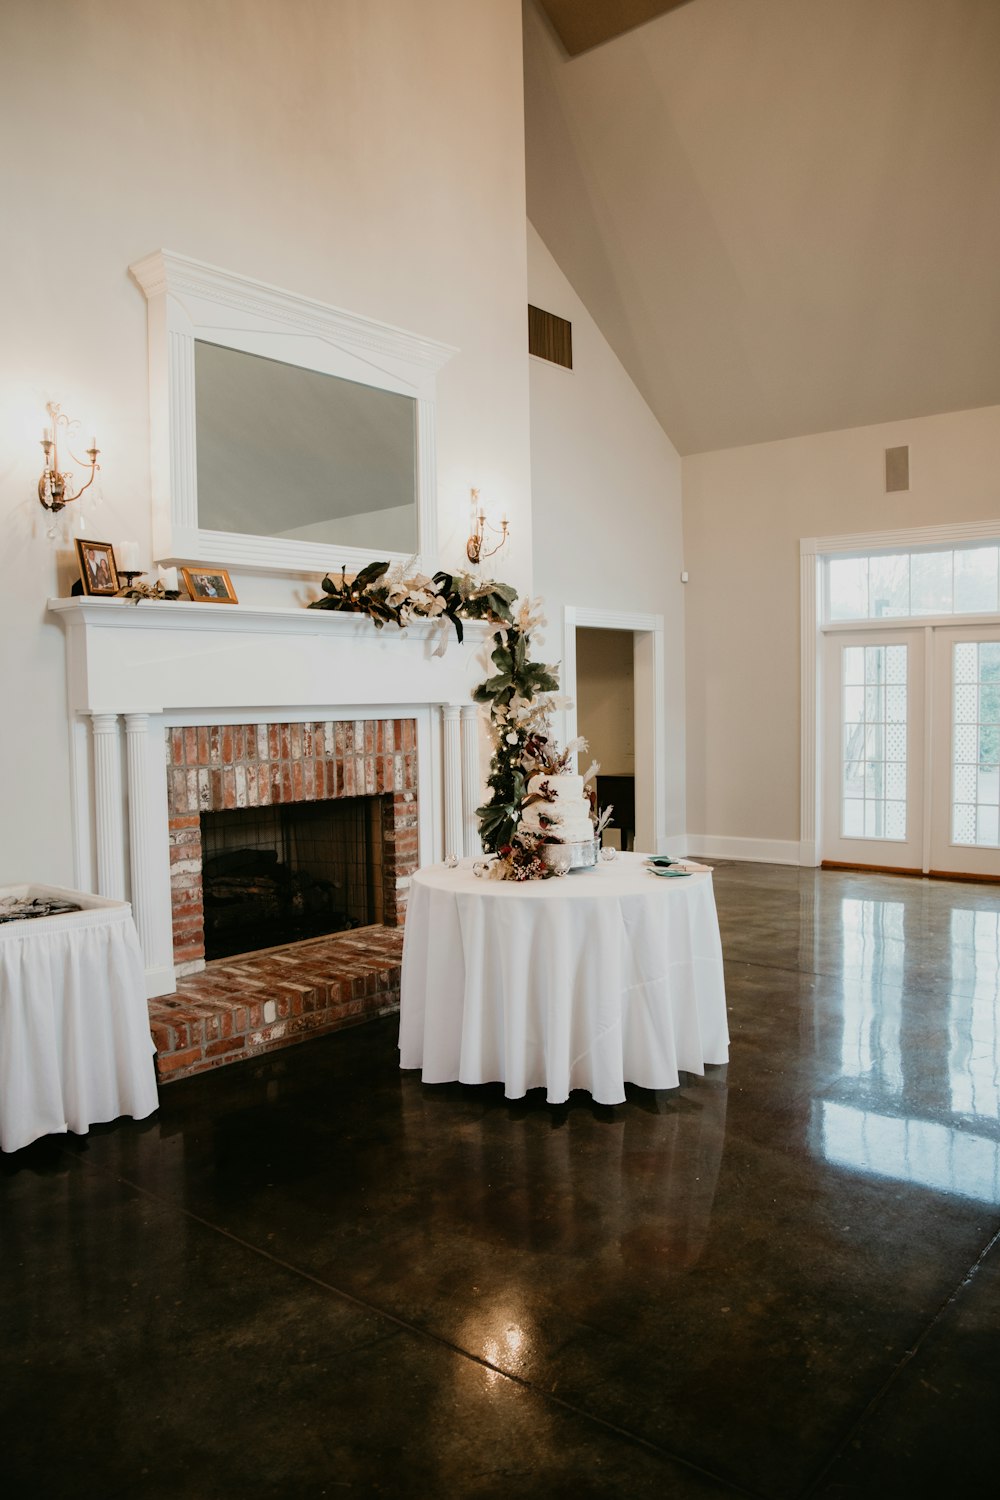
[165,718,418,970]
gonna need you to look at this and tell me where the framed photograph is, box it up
[181,567,238,604]
[75,538,120,597]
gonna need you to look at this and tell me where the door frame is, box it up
[563,606,665,854]
[800,520,1000,867]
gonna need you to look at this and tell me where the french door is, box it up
[823,630,926,871]
[823,626,1000,877]
[929,626,1000,877]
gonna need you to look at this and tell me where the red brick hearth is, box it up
[148,926,404,1082]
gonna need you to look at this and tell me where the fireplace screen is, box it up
[199,798,383,960]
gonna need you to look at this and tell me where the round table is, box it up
[398,853,729,1104]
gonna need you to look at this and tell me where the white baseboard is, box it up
[682,833,802,866]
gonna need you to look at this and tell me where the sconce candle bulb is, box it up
[38,401,101,514]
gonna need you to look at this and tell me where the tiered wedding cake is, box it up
[519,772,595,845]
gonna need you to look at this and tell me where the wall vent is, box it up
[885,445,909,492]
[528,304,573,369]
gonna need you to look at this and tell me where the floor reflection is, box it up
[814,890,1000,1200]
[949,907,1000,1120]
[817,1099,1000,1204]
[401,1077,728,1272]
[838,898,906,1094]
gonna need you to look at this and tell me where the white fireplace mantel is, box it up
[49,596,493,712]
[49,597,492,996]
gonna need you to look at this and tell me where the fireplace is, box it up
[50,596,489,999]
[166,718,417,972]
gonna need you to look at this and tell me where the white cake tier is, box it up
[527,772,585,798]
[520,768,595,842]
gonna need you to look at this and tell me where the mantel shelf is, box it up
[48,596,495,646]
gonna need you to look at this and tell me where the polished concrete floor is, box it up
[3,863,1000,1498]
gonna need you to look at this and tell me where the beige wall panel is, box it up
[683,404,1000,846]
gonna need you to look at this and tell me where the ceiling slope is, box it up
[537,1,694,57]
[524,0,1000,454]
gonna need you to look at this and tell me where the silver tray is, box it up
[540,838,599,873]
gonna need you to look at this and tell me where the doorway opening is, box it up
[575,628,636,850]
[563,606,665,854]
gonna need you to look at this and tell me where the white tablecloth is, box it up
[0,885,158,1152]
[399,854,729,1104]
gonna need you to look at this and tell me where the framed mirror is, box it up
[130,251,455,575]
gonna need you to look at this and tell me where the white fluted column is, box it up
[461,704,482,858]
[124,713,155,959]
[91,713,125,900]
[441,703,463,859]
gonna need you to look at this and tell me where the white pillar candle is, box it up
[119,541,140,572]
[156,565,179,591]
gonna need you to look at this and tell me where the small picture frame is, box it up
[181,567,238,604]
[75,538,120,597]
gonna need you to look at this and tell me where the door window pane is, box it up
[885,646,907,684]
[911,552,953,616]
[954,549,1000,614]
[886,685,906,723]
[980,643,1000,681]
[842,646,865,684]
[885,762,906,799]
[843,800,864,836]
[869,554,910,618]
[843,684,864,725]
[955,643,978,683]
[825,544,1000,623]
[829,558,869,621]
[952,643,1000,847]
[977,807,1000,845]
[884,801,907,839]
[842,644,907,841]
[981,684,1000,722]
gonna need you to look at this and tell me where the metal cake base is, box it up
[541,838,599,873]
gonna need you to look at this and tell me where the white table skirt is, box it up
[399,854,729,1105]
[0,885,159,1152]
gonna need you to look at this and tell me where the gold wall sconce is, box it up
[466,488,509,564]
[38,402,101,513]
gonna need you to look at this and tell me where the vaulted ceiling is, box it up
[524,0,1000,454]
[536,1,694,57]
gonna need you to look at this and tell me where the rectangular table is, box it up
[0,884,159,1152]
[399,853,729,1104]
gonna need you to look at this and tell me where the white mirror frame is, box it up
[129,250,455,574]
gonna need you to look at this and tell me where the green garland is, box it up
[307,564,571,870]
[307,561,517,642]
[473,619,560,854]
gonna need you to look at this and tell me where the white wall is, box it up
[527,223,686,841]
[0,0,529,886]
[683,404,1000,853]
[576,628,635,775]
